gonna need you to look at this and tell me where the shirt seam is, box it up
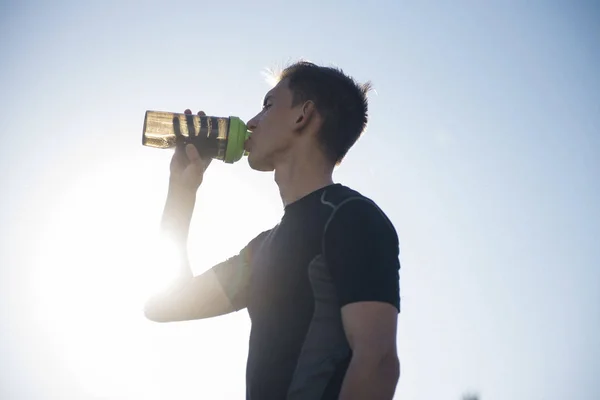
[320,194,395,260]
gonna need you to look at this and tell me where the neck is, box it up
[274,153,334,207]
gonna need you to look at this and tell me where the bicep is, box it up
[144,229,269,323]
[341,301,398,355]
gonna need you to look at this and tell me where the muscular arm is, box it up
[144,227,267,322]
[324,198,401,399]
[144,179,267,322]
[338,302,400,400]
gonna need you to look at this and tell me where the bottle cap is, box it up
[224,116,249,163]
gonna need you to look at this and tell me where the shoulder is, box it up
[240,227,274,262]
[320,183,363,208]
[321,185,398,243]
[321,185,401,311]
[249,228,273,246]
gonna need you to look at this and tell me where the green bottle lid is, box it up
[224,116,250,163]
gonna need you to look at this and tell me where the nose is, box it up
[247,114,259,131]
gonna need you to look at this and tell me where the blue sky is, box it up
[1,1,599,399]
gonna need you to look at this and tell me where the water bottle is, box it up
[142,110,250,163]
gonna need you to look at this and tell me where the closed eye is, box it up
[262,94,274,110]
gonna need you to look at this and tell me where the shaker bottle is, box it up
[142,110,250,163]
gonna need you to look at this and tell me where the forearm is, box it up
[339,353,400,400]
[160,182,197,279]
[161,181,196,235]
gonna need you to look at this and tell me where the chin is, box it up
[247,153,275,172]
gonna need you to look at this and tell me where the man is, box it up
[145,61,401,399]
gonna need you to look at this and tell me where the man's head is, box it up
[245,61,371,172]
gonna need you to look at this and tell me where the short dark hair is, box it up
[278,61,371,165]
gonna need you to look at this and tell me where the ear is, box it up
[293,100,317,132]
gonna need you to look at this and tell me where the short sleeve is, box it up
[323,198,401,312]
[213,229,270,311]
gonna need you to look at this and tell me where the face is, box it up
[245,79,299,171]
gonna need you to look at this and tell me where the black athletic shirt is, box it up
[213,183,401,399]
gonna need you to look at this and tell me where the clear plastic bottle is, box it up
[142,110,250,163]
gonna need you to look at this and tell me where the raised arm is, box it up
[143,109,244,322]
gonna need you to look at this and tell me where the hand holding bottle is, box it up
[168,110,212,193]
[142,109,250,164]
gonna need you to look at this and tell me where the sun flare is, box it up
[27,152,272,399]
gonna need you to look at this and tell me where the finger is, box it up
[173,143,183,158]
[185,112,196,137]
[171,144,186,166]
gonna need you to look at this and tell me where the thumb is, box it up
[185,143,200,162]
